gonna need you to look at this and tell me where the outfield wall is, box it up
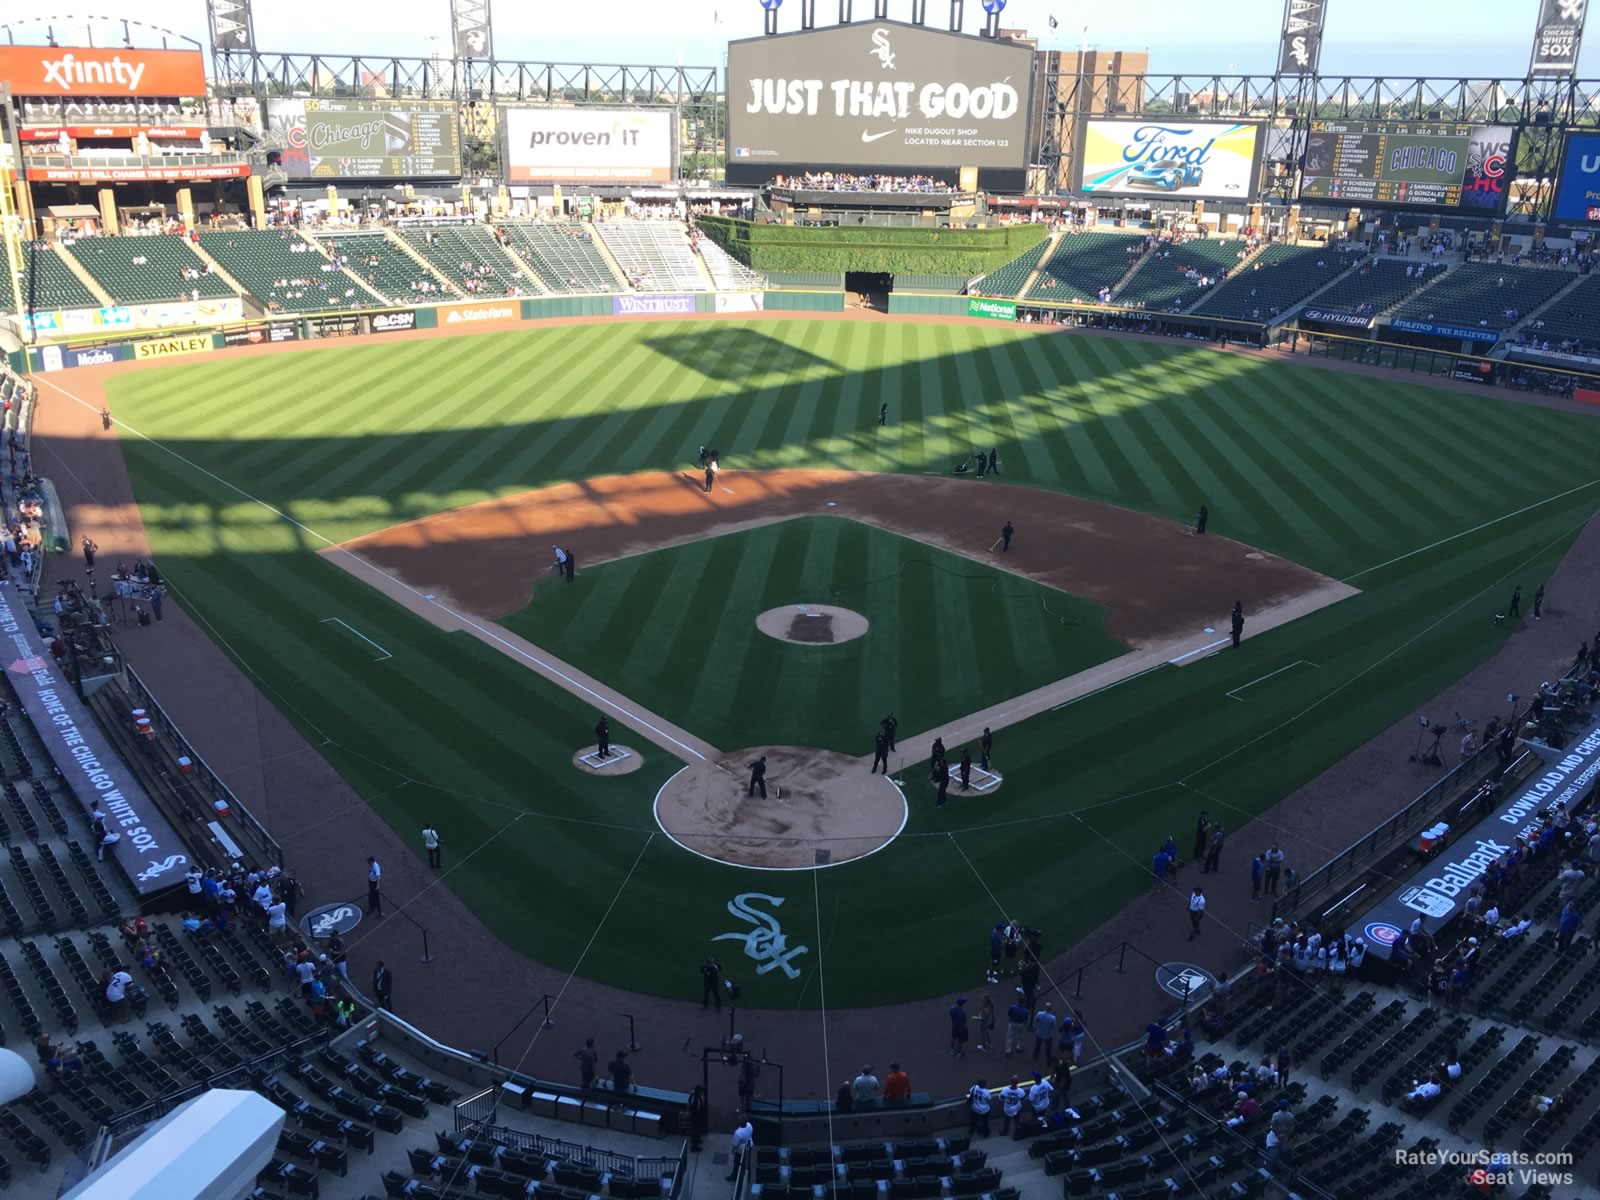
[6,290,847,373]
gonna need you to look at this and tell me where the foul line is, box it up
[320,616,393,662]
[34,374,707,764]
[1225,659,1317,701]
[1168,636,1230,664]
[1048,662,1166,712]
[1341,474,1600,583]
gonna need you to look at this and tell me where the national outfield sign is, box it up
[968,297,1016,321]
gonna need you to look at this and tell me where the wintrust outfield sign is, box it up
[0,47,207,97]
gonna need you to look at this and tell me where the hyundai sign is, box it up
[1554,132,1600,224]
[726,19,1034,179]
[503,107,676,184]
[1076,119,1264,200]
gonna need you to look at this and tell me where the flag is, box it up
[1048,15,1058,27]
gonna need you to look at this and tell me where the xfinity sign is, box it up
[726,19,1034,176]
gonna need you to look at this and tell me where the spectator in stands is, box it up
[1440,1048,1463,1082]
[1143,1020,1168,1060]
[1026,1071,1053,1122]
[1225,1091,1261,1129]
[851,1065,881,1105]
[1064,1014,1086,1063]
[1404,1076,1442,1111]
[1557,860,1586,901]
[975,993,995,1051]
[997,1075,1025,1135]
[102,967,133,1014]
[967,1078,992,1136]
[606,1050,634,1093]
[725,1117,754,1181]
[35,1034,82,1076]
[883,1062,911,1103]
[1558,900,1583,954]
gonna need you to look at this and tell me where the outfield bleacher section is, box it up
[1114,238,1245,313]
[499,223,620,294]
[198,229,367,314]
[315,231,452,304]
[67,235,235,306]
[970,237,1053,299]
[1518,273,1600,355]
[398,226,536,296]
[696,235,766,290]
[1300,258,1445,318]
[1391,263,1576,332]
[8,245,100,312]
[597,222,706,292]
[1196,244,1364,322]
[1025,230,1146,303]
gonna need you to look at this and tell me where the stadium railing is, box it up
[123,663,284,868]
[451,1092,685,1181]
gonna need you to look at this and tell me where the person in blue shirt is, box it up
[1143,1021,1168,1059]
[1250,854,1265,902]
[1004,994,1030,1056]
[988,924,1004,983]
[949,998,970,1057]
[1558,901,1582,954]
[1151,848,1173,896]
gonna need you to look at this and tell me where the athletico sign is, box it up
[1353,723,1600,955]
[1388,317,1500,343]
[503,107,676,184]
[727,19,1034,177]
[968,297,1016,321]
[0,47,207,97]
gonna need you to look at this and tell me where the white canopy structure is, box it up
[64,1088,285,1200]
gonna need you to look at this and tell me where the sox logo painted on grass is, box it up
[713,892,810,979]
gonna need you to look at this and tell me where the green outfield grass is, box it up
[97,319,1600,1007]
[502,517,1125,754]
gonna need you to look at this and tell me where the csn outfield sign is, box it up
[726,19,1034,178]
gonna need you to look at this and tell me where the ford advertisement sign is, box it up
[1554,132,1600,225]
[1076,119,1264,200]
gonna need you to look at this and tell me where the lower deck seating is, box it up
[1197,244,1363,322]
[198,230,365,313]
[1391,264,1576,332]
[1026,230,1147,303]
[1113,239,1245,312]
[69,234,235,305]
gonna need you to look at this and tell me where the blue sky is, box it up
[13,0,1588,79]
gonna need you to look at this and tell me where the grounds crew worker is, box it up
[881,712,898,752]
[701,958,722,1010]
[1001,522,1014,551]
[747,755,768,798]
[595,714,611,758]
[1231,601,1244,648]
[980,727,994,770]
[871,730,889,774]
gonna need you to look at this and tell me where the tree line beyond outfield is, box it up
[696,215,1049,277]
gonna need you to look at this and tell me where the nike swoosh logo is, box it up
[860,129,899,143]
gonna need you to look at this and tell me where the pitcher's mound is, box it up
[755,605,869,646]
[654,746,907,869]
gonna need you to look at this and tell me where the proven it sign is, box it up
[0,47,206,97]
[504,107,676,184]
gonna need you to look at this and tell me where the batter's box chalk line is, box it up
[320,617,393,662]
[580,747,635,769]
[965,765,1003,792]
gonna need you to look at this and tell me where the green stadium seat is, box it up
[1391,264,1574,332]
[1304,258,1445,318]
[199,229,369,314]
[498,224,623,294]
[6,244,100,312]
[1024,230,1147,303]
[315,232,451,304]
[398,227,537,296]
[970,237,1052,299]
[1517,274,1600,354]
[1197,244,1365,322]
[69,234,236,306]
[1114,238,1245,313]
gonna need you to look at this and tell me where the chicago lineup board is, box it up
[1298,120,1509,209]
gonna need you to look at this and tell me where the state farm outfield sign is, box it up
[442,300,521,329]
[503,107,675,184]
[727,19,1034,174]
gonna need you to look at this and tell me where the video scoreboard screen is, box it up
[1299,120,1514,212]
[266,99,461,179]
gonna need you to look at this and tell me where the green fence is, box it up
[761,291,846,312]
[765,271,847,290]
[891,274,968,294]
[522,295,616,319]
[887,293,971,317]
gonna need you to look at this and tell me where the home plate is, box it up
[965,765,1003,792]
[580,747,634,769]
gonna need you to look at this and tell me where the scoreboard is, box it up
[1299,120,1515,211]
[266,99,461,179]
